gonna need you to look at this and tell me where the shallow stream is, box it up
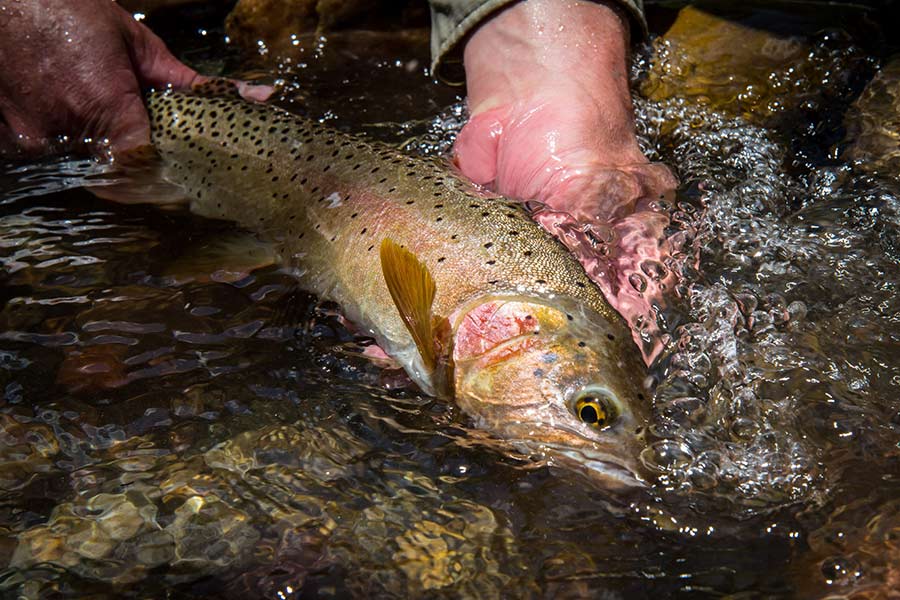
[1,1,899,598]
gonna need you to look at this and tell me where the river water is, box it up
[1,2,899,598]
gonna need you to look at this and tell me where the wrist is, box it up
[463,0,631,116]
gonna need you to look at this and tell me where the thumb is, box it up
[453,108,507,186]
[123,15,201,91]
[124,15,274,102]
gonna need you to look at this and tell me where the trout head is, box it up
[378,239,650,488]
[451,298,651,488]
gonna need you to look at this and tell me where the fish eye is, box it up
[574,392,618,429]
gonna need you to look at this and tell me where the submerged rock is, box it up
[225,0,427,58]
[642,5,873,127]
[844,56,900,181]
[2,417,523,598]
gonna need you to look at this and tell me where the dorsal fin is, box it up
[188,78,244,99]
[186,78,274,103]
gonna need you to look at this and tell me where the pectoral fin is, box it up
[163,231,276,284]
[379,239,453,396]
[86,145,190,206]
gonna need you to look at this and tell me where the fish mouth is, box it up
[543,443,648,489]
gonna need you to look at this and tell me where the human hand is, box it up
[0,0,270,157]
[454,0,675,223]
[455,0,678,362]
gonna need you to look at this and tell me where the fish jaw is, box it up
[451,297,651,487]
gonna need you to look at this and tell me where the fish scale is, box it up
[145,88,649,485]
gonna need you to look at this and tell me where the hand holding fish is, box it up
[454,0,676,223]
[0,0,268,156]
[456,0,678,361]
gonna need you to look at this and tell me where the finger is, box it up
[236,80,275,102]
[121,10,274,102]
[105,90,152,153]
[0,110,47,157]
[622,162,678,211]
[120,10,201,90]
[0,119,18,156]
[453,108,505,186]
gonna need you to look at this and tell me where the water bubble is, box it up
[820,555,862,586]
[641,440,694,472]
[629,273,648,293]
[658,396,707,428]
[730,417,760,441]
[786,301,807,322]
[640,259,668,281]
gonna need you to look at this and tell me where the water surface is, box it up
[1,2,900,598]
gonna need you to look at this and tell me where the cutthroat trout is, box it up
[143,84,650,486]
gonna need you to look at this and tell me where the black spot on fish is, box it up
[606,334,615,341]
[523,250,532,257]
[483,242,493,249]
[360,228,367,235]
[536,279,547,285]
[578,341,586,347]
[437,257,445,262]
[575,281,587,289]
[486,260,496,265]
